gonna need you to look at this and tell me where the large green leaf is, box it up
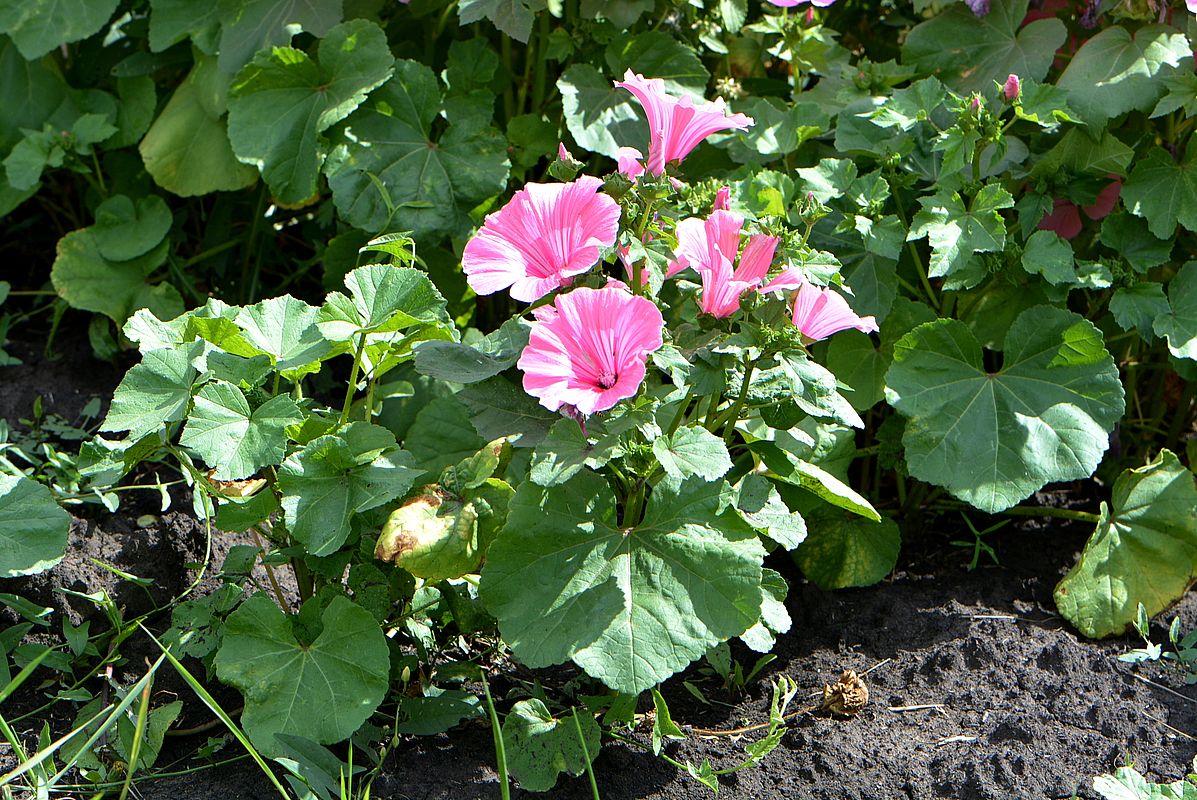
[235,295,331,375]
[91,195,173,262]
[604,31,710,96]
[907,183,1013,282]
[101,342,202,440]
[902,0,1065,95]
[413,319,528,384]
[317,264,450,343]
[213,594,389,756]
[216,0,343,73]
[50,230,181,324]
[885,307,1124,512]
[277,423,419,555]
[502,700,600,792]
[325,60,509,240]
[0,37,71,152]
[793,509,900,590]
[227,19,393,205]
[480,472,766,694]
[180,382,303,480]
[652,426,732,481]
[0,0,118,59]
[457,0,546,43]
[1110,283,1169,343]
[558,64,648,158]
[0,474,70,578]
[1122,139,1197,239]
[1055,451,1197,638]
[148,0,220,52]
[1154,261,1197,361]
[1056,24,1190,127]
[140,55,258,197]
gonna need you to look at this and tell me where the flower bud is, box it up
[1003,74,1020,102]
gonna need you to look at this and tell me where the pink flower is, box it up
[670,211,779,317]
[1189,0,1197,13]
[616,146,645,181]
[462,176,620,303]
[518,286,664,415]
[557,143,571,161]
[1036,178,1121,241]
[790,280,878,341]
[615,70,753,176]
[765,0,835,5]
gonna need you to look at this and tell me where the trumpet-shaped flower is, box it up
[790,280,878,341]
[518,286,664,415]
[617,146,645,181]
[670,211,780,317]
[462,176,620,303]
[615,70,753,176]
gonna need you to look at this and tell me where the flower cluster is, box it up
[461,71,875,417]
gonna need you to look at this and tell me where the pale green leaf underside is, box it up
[1055,450,1197,638]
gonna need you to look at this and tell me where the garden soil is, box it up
[3,331,1197,800]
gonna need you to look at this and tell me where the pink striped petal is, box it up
[791,280,878,341]
[462,176,621,302]
[518,286,664,415]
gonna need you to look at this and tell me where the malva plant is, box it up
[10,0,1197,793]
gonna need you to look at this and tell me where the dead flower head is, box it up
[821,669,869,716]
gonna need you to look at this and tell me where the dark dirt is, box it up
[3,327,1197,800]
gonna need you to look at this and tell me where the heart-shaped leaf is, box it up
[180,382,303,480]
[213,594,389,756]
[481,472,766,694]
[0,474,70,578]
[885,306,1124,512]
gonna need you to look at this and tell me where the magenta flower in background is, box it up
[765,0,835,6]
[790,280,878,341]
[615,70,754,176]
[617,146,646,181]
[462,176,620,303]
[518,286,665,415]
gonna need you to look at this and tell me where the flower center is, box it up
[596,368,617,389]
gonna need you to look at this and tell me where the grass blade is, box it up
[137,623,291,799]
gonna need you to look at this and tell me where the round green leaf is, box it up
[324,60,509,240]
[903,0,1065,95]
[317,265,450,343]
[885,306,1124,513]
[50,229,181,323]
[480,473,766,694]
[558,63,647,158]
[179,382,303,481]
[502,700,600,792]
[651,426,732,481]
[215,0,344,74]
[278,423,420,556]
[793,509,900,590]
[1154,261,1197,360]
[0,474,70,578]
[227,19,394,205]
[139,56,258,197]
[213,594,389,756]
[92,195,173,262]
[1123,141,1197,240]
[1055,450,1197,638]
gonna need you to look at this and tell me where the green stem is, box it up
[339,333,367,427]
[718,355,757,444]
[572,710,601,800]
[937,500,1099,524]
[364,375,377,422]
[623,481,646,527]
[891,189,940,313]
[664,396,693,437]
[530,12,551,113]
[91,151,107,198]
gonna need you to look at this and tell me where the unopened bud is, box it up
[713,186,730,211]
[1003,74,1020,102]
